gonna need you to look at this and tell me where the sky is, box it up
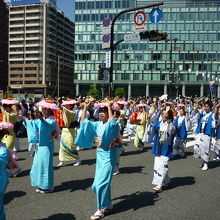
[57,0,75,21]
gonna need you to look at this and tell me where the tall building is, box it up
[75,0,220,97]
[6,0,57,7]
[8,1,75,96]
[0,0,8,92]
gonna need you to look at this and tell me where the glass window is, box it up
[152,74,160,80]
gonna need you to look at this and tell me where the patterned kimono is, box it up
[74,118,119,209]
[194,111,215,162]
[151,121,176,187]
[134,111,147,149]
[59,106,79,162]
[0,144,9,220]
[30,117,56,190]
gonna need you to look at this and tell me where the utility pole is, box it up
[109,2,164,97]
[166,38,178,97]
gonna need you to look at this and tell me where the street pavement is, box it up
[4,137,220,220]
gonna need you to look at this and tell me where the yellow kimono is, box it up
[134,111,147,149]
[1,111,17,150]
[59,106,79,162]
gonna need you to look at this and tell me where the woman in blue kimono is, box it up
[30,100,58,193]
[194,100,215,171]
[74,101,120,220]
[0,122,14,220]
[173,107,190,158]
[211,104,220,160]
[151,107,176,192]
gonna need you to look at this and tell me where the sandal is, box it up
[90,214,104,220]
[153,186,163,193]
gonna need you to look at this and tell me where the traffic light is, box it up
[139,30,168,41]
[98,65,104,80]
[169,72,174,82]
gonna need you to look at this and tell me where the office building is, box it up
[5,0,56,7]
[8,1,75,96]
[75,0,220,97]
[0,0,8,92]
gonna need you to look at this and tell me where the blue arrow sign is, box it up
[149,9,163,24]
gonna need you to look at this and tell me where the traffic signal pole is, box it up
[109,2,164,97]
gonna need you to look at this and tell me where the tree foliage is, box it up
[87,85,100,99]
[115,87,126,98]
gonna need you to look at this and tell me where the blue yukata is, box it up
[30,117,56,190]
[25,119,39,152]
[211,116,220,157]
[75,118,119,209]
[173,115,189,155]
[194,111,215,162]
[151,121,176,188]
[0,143,9,220]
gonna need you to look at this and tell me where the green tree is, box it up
[3,90,13,98]
[115,87,126,98]
[87,85,100,99]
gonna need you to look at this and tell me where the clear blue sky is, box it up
[57,0,75,21]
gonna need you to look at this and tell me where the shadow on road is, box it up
[54,178,93,193]
[17,169,30,177]
[111,191,159,215]
[166,176,196,190]
[81,158,96,166]
[4,191,26,205]
[207,160,220,169]
[122,149,149,156]
[119,166,147,175]
[17,158,26,161]
[38,213,75,220]
[170,151,194,161]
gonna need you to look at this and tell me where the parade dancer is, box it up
[134,104,147,152]
[194,100,215,171]
[57,99,81,167]
[0,122,14,220]
[173,106,190,158]
[211,104,220,160]
[74,101,120,220]
[30,100,59,193]
[151,107,176,192]
[0,98,21,177]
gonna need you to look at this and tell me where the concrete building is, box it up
[0,0,8,92]
[75,0,220,97]
[8,1,74,97]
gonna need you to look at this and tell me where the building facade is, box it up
[5,0,56,7]
[75,0,220,97]
[8,2,75,96]
[0,0,8,92]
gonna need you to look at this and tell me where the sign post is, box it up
[134,11,146,31]
[149,8,163,24]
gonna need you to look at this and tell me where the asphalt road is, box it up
[4,138,220,220]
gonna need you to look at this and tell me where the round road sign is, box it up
[134,11,146,26]
[102,34,110,43]
[102,18,111,27]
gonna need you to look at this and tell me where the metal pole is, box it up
[58,56,60,97]
[109,2,164,97]
[18,74,20,98]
